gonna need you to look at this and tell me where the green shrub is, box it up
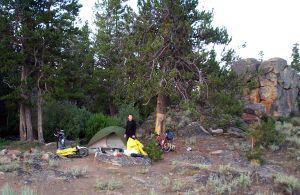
[0,184,36,195]
[277,116,291,123]
[0,139,11,150]
[144,137,163,161]
[172,180,184,192]
[290,117,300,126]
[43,101,91,141]
[287,148,300,160]
[0,163,20,172]
[274,173,300,193]
[20,187,36,195]
[95,179,122,190]
[251,117,286,148]
[236,173,252,188]
[48,160,59,168]
[246,147,265,164]
[64,166,87,178]
[116,103,142,126]
[286,136,300,146]
[85,113,121,141]
[1,184,16,195]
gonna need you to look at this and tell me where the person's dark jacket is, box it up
[125,120,136,138]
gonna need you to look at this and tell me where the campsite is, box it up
[1,0,300,194]
[1,121,300,194]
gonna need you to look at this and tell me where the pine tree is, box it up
[122,0,231,134]
[50,22,95,107]
[94,0,135,115]
[291,43,300,72]
[0,0,81,142]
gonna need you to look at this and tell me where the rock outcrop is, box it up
[232,58,300,117]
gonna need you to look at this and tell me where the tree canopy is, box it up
[0,0,244,141]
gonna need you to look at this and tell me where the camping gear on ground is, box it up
[156,131,176,152]
[130,153,144,157]
[126,137,148,156]
[56,146,89,158]
[54,130,65,149]
[88,126,126,154]
[166,130,174,140]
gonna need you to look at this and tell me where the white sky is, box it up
[78,0,300,63]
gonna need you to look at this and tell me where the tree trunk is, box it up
[19,66,33,141]
[37,87,44,143]
[109,102,117,116]
[155,94,167,135]
[25,105,33,141]
[19,104,27,141]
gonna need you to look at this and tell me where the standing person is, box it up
[54,128,60,149]
[124,114,136,140]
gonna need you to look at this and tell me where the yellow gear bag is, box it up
[127,138,148,156]
[56,147,77,156]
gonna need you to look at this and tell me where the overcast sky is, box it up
[78,0,300,63]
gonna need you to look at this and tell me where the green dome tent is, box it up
[88,126,126,149]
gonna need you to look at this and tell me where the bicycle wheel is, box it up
[162,143,171,152]
[78,147,89,157]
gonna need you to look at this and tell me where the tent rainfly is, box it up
[87,126,126,149]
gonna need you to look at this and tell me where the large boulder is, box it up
[233,58,300,117]
[137,114,155,137]
[231,58,260,75]
[178,122,211,137]
[243,103,266,117]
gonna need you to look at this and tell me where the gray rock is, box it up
[227,127,245,138]
[137,114,155,137]
[178,122,211,137]
[130,176,146,184]
[0,149,7,156]
[243,103,266,117]
[231,58,260,75]
[259,58,287,74]
[236,57,300,118]
[211,129,223,134]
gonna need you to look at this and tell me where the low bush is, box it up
[251,117,286,148]
[144,136,163,161]
[274,173,300,194]
[85,113,121,142]
[0,184,36,195]
[246,147,265,164]
[43,101,91,141]
[0,163,20,172]
[48,160,59,168]
[64,166,87,178]
[95,179,122,190]
[290,117,300,126]
[0,139,11,150]
[172,180,184,192]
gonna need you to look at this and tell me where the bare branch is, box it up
[2,78,15,89]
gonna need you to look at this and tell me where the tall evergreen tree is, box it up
[94,0,135,115]
[122,0,231,134]
[0,0,81,142]
[50,22,95,106]
[291,43,300,72]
